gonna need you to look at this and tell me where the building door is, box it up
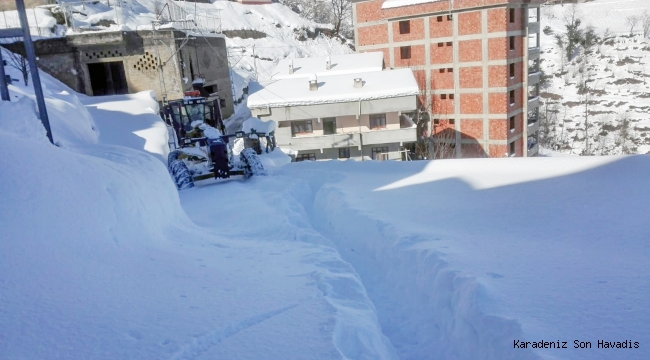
[88,61,128,96]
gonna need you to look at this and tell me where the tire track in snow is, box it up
[169,303,299,360]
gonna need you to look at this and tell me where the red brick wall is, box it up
[488,65,507,87]
[507,7,525,32]
[458,11,482,36]
[489,92,507,113]
[509,34,524,58]
[508,60,524,87]
[393,44,426,67]
[488,37,507,60]
[489,119,508,140]
[429,15,453,38]
[392,18,425,42]
[459,40,482,62]
[462,144,486,157]
[413,69,427,89]
[432,95,455,115]
[461,119,483,139]
[355,0,384,23]
[358,24,388,46]
[488,8,507,33]
[383,1,449,19]
[489,144,507,157]
[433,119,455,134]
[431,68,454,89]
[459,66,483,88]
[431,43,453,64]
[460,93,482,114]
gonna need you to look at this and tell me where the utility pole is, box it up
[15,0,53,144]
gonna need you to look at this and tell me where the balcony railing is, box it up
[528,96,540,110]
[527,142,539,157]
[528,47,540,59]
[528,21,540,34]
[528,71,541,85]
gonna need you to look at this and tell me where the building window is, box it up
[441,94,447,99]
[509,8,515,23]
[399,20,410,34]
[323,117,336,135]
[449,93,454,100]
[447,14,453,21]
[437,15,443,22]
[509,116,515,131]
[509,90,515,105]
[447,68,453,72]
[371,146,389,160]
[296,153,316,162]
[509,36,515,51]
[509,142,515,157]
[291,120,313,136]
[400,46,411,59]
[509,63,515,78]
[437,42,444,47]
[449,119,455,125]
[339,147,350,159]
[446,41,453,46]
[369,113,387,129]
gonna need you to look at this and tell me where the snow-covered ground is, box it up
[539,0,650,155]
[2,47,649,359]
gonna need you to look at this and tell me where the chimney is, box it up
[326,55,331,70]
[289,59,294,74]
[354,78,363,88]
[309,74,318,91]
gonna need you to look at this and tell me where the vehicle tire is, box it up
[169,159,194,190]
[240,148,266,179]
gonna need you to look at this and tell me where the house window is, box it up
[447,68,453,72]
[437,16,443,22]
[323,117,336,135]
[371,146,389,160]
[509,142,515,157]
[446,41,452,46]
[338,147,350,159]
[509,8,515,23]
[439,68,445,73]
[291,120,313,136]
[296,153,316,162]
[441,94,447,99]
[449,93,454,100]
[509,36,515,51]
[369,113,387,129]
[399,20,410,34]
[400,46,411,59]
[509,116,515,131]
[447,14,453,21]
[509,63,515,78]
[437,42,444,47]
[509,90,515,105]
[449,119,455,125]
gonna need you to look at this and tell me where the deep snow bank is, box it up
[277,157,650,360]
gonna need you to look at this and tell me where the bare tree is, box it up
[616,113,632,154]
[330,0,351,37]
[2,43,30,86]
[431,122,457,159]
[642,10,650,38]
[625,15,640,36]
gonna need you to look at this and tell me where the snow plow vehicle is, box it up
[162,92,276,190]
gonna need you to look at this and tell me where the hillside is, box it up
[539,0,650,155]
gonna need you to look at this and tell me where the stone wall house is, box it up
[2,29,234,117]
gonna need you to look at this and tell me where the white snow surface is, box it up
[273,52,384,80]
[2,66,649,359]
[247,68,419,108]
[381,0,442,10]
[539,0,650,155]
[242,116,276,134]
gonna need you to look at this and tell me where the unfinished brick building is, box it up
[351,0,543,158]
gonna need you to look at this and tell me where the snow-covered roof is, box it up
[272,52,384,80]
[247,68,418,108]
[381,0,443,9]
